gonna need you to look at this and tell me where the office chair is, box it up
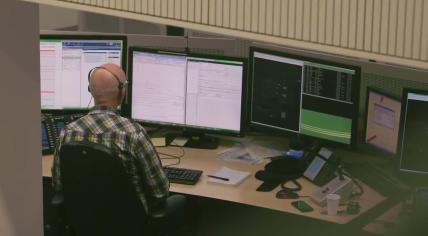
[56,140,186,236]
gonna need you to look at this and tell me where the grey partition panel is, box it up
[188,37,238,57]
[127,34,186,52]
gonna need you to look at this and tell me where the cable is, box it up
[280,179,302,192]
[158,145,185,167]
[86,97,93,109]
[161,157,180,167]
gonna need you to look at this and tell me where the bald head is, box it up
[88,63,127,108]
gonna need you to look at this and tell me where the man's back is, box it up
[52,106,169,212]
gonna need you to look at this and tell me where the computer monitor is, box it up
[40,35,127,110]
[127,47,246,147]
[364,87,402,155]
[398,89,428,180]
[249,47,360,146]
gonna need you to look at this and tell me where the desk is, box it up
[42,140,385,225]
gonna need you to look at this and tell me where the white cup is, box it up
[326,193,341,216]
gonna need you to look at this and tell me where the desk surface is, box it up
[42,139,385,225]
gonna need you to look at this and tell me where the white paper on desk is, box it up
[151,137,166,147]
[171,137,188,146]
[217,144,263,165]
[208,167,250,186]
[243,142,283,158]
[217,142,283,164]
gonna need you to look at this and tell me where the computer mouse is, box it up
[276,189,299,199]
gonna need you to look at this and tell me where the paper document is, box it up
[217,144,259,164]
[208,167,251,186]
[244,142,283,158]
[373,104,395,129]
[171,137,188,146]
[151,137,166,147]
[217,142,282,165]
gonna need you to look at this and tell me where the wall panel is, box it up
[25,0,428,69]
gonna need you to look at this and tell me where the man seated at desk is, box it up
[51,63,170,213]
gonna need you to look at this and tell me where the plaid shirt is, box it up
[52,106,169,213]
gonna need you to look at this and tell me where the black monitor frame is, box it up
[125,46,248,137]
[248,47,361,147]
[363,86,401,157]
[40,34,128,112]
[397,88,428,184]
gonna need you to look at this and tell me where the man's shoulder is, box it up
[114,115,145,133]
[64,118,86,132]
[62,113,148,142]
[71,113,143,131]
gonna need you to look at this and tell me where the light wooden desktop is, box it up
[42,138,386,225]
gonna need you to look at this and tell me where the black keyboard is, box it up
[163,167,203,185]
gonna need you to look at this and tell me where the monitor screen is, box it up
[398,89,428,175]
[249,47,360,145]
[129,48,245,135]
[364,88,401,155]
[40,35,127,110]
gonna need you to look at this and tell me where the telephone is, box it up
[41,115,56,155]
[41,113,75,155]
[52,115,72,142]
[304,147,355,206]
[303,147,338,186]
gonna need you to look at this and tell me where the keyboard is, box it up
[163,166,203,185]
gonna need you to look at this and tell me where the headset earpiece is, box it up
[87,67,97,92]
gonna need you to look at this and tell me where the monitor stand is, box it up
[289,135,321,154]
[166,132,219,149]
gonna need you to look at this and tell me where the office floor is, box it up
[184,196,375,236]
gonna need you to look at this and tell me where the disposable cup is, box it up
[326,193,341,216]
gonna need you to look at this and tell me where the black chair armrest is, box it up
[150,194,186,219]
[48,193,69,235]
[51,193,64,206]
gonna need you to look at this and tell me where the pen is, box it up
[366,134,377,143]
[208,175,229,181]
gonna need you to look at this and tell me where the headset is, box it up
[87,66,127,92]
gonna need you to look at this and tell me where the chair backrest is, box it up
[59,141,149,236]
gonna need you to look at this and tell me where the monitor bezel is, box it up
[248,46,361,147]
[363,86,401,157]
[397,88,428,177]
[40,34,128,111]
[126,46,247,137]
